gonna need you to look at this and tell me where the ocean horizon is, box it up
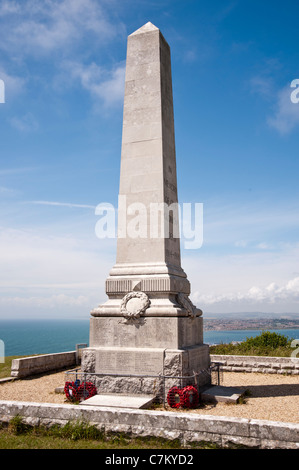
[0,318,298,357]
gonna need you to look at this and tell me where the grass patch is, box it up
[0,356,27,379]
[0,417,221,449]
[0,354,45,379]
[209,331,294,357]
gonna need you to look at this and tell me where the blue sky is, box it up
[0,0,299,319]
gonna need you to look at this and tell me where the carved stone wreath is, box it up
[120,291,150,319]
[176,293,198,318]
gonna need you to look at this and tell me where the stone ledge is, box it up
[0,400,297,449]
[10,351,77,378]
[0,377,15,384]
[211,355,299,374]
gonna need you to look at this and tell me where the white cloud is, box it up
[267,84,299,135]
[179,196,299,313]
[0,0,119,56]
[183,234,299,313]
[66,61,125,107]
[0,0,20,16]
[0,1,126,111]
[256,242,272,250]
[0,226,113,317]
[0,294,89,309]
[191,276,299,307]
[0,68,25,98]
[96,65,126,107]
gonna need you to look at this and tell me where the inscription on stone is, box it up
[99,350,116,371]
[96,348,164,375]
[188,347,208,371]
[184,319,193,345]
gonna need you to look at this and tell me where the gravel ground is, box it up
[173,372,299,424]
[0,370,298,424]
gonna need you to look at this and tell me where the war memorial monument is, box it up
[82,22,211,396]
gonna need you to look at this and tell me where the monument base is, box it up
[81,343,211,399]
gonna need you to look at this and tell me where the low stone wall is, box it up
[211,355,299,375]
[0,400,297,449]
[11,351,77,378]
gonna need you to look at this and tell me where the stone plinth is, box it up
[89,316,204,349]
[82,344,210,396]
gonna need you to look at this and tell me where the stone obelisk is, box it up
[82,22,210,394]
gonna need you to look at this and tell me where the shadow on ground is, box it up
[240,383,299,398]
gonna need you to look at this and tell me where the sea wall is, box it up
[211,355,299,375]
[0,400,297,449]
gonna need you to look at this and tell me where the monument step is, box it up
[201,385,243,404]
[81,393,156,409]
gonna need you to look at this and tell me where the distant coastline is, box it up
[204,318,299,331]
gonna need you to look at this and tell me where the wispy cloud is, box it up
[0,1,20,16]
[0,293,90,309]
[0,186,19,196]
[192,276,299,307]
[249,75,274,99]
[65,61,125,107]
[0,167,39,176]
[0,226,112,315]
[200,198,299,249]
[0,0,126,110]
[182,195,299,313]
[27,200,96,209]
[0,0,120,56]
[248,58,281,99]
[9,112,39,132]
[0,68,25,98]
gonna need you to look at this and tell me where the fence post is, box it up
[75,343,87,365]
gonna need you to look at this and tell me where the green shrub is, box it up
[243,331,289,349]
[50,420,104,441]
[210,331,294,357]
[9,415,30,435]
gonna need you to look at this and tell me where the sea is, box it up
[0,318,298,357]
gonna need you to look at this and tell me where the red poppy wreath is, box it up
[167,386,183,408]
[77,382,97,401]
[64,381,79,402]
[181,385,199,408]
